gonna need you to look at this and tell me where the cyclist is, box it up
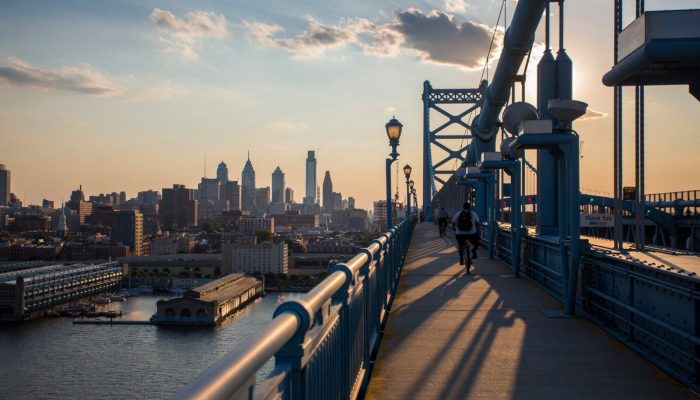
[437,207,449,237]
[452,202,480,273]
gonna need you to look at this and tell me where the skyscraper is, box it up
[271,167,285,205]
[112,210,144,256]
[159,184,198,228]
[222,181,241,210]
[241,152,256,212]
[0,164,10,206]
[322,171,333,212]
[285,187,294,204]
[305,151,317,205]
[216,161,229,183]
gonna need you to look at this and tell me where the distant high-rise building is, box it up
[322,171,333,212]
[113,210,144,256]
[348,197,356,209]
[53,205,68,235]
[137,190,160,206]
[333,192,343,211]
[304,151,317,205]
[255,187,271,214]
[241,153,256,212]
[216,161,229,183]
[285,187,294,204]
[119,191,127,205]
[42,199,54,209]
[159,184,198,228]
[221,181,241,210]
[0,164,9,206]
[271,167,285,205]
[198,177,220,202]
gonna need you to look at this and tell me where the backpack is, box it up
[457,211,473,231]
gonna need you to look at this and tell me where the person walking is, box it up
[452,202,480,273]
[437,207,449,237]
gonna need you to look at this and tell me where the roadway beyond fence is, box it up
[364,223,697,399]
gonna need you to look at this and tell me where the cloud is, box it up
[0,58,120,95]
[243,17,357,58]
[242,9,501,70]
[444,0,468,14]
[150,8,229,58]
[579,107,608,121]
[0,58,185,101]
[392,9,501,69]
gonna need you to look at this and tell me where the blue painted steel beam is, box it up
[481,159,522,276]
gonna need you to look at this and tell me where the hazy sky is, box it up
[1,0,698,210]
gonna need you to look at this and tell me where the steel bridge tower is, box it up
[422,80,486,221]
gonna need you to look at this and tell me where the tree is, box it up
[200,220,222,233]
[255,230,273,243]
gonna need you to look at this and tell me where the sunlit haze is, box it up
[1,0,698,208]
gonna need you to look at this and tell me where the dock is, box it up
[73,319,152,325]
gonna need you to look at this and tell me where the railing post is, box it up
[330,263,357,399]
[271,300,315,399]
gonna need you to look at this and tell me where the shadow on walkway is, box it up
[365,223,697,400]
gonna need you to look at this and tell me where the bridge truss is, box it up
[422,80,486,220]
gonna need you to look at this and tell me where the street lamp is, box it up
[404,164,412,216]
[409,180,415,216]
[385,117,403,229]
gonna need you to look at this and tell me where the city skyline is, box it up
[2,0,699,210]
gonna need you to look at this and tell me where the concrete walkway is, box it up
[365,223,697,399]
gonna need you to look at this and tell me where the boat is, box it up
[107,294,125,302]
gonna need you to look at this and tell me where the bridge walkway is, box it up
[365,223,697,399]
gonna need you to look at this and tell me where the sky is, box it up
[1,0,699,210]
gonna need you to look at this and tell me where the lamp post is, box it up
[404,165,412,217]
[385,117,403,230]
[409,180,415,215]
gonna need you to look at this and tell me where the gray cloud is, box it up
[391,9,501,69]
[0,58,120,95]
[243,9,501,69]
[150,8,229,58]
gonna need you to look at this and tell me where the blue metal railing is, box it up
[483,224,700,388]
[174,216,417,400]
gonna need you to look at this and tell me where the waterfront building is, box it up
[119,253,221,277]
[0,261,122,320]
[304,151,317,205]
[271,167,285,205]
[322,171,333,212]
[153,273,263,326]
[112,210,144,256]
[222,241,288,275]
[0,164,9,206]
[159,184,198,228]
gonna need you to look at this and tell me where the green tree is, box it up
[200,220,222,233]
[255,230,273,243]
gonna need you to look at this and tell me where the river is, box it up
[0,292,301,399]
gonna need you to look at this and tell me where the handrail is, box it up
[173,215,417,400]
